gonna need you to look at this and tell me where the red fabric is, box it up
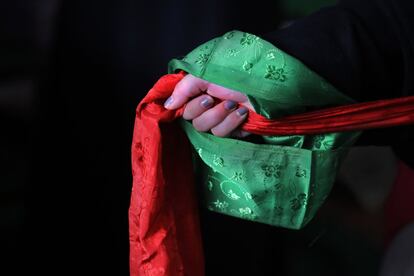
[129,72,203,276]
[129,73,414,275]
[244,95,414,135]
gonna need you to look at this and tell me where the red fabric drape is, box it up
[129,73,203,276]
[129,73,414,275]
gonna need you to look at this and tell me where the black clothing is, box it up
[263,0,414,168]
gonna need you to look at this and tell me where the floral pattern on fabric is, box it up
[169,30,361,229]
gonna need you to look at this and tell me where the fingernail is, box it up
[164,96,174,107]
[224,100,237,110]
[237,107,249,116]
[200,97,214,108]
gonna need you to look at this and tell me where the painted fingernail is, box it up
[224,100,237,110]
[200,97,214,108]
[237,107,249,116]
[164,96,174,107]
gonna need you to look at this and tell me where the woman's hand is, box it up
[164,74,254,137]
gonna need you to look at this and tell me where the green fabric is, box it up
[169,30,360,229]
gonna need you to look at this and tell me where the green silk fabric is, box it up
[168,30,360,229]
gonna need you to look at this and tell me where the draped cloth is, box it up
[129,31,414,275]
[129,73,203,276]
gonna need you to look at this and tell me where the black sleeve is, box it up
[261,0,414,167]
[262,0,414,102]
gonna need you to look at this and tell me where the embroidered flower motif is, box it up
[213,200,229,210]
[231,171,245,182]
[274,206,284,216]
[195,53,210,67]
[266,51,276,60]
[242,61,254,72]
[226,48,239,57]
[290,193,307,211]
[274,183,284,191]
[224,31,235,39]
[261,164,281,178]
[135,142,144,162]
[213,155,224,167]
[240,33,258,46]
[238,207,256,219]
[227,189,241,200]
[264,65,287,82]
[313,135,335,149]
[135,142,143,151]
[135,140,150,164]
[244,192,253,200]
[314,135,325,149]
[295,166,307,178]
[239,207,252,215]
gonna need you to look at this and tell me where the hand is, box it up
[164,74,254,137]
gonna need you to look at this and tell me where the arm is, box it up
[262,0,414,166]
[263,0,413,101]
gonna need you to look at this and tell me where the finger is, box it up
[206,83,249,103]
[164,74,208,109]
[182,95,215,120]
[210,107,249,137]
[192,100,238,132]
[206,83,256,111]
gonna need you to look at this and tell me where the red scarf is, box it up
[129,73,414,275]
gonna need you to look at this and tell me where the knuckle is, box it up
[173,80,186,96]
[182,109,194,120]
[228,113,243,125]
[211,128,227,137]
[192,118,209,132]
[182,104,197,120]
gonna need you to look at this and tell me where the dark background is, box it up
[2,0,390,275]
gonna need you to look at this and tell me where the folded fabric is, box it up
[129,31,414,275]
[169,30,360,230]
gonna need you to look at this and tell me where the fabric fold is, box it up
[129,72,204,276]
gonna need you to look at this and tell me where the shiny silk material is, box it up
[129,73,204,276]
[130,31,414,275]
[169,31,361,230]
[130,73,414,275]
